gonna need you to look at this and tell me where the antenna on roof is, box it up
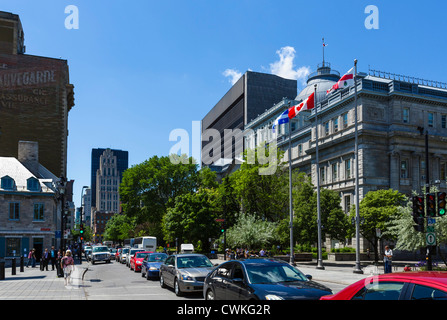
[322,38,328,65]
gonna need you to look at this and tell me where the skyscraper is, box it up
[90,148,128,242]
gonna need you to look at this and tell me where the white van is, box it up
[180,244,194,253]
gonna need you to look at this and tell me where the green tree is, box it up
[230,146,288,221]
[119,154,202,241]
[162,188,220,251]
[349,189,406,263]
[225,212,278,250]
[103,214,136,244]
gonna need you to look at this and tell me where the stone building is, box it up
[0,11,75,178]
[245,62,447,252]
[0,141,60,261]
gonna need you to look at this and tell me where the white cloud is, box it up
[222,69,243,85]
[269,46,310,83]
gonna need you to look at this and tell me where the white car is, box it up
[91,246,111,265]
[126,248,145,267]
[120,247,130,264]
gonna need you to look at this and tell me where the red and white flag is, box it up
[326,67,354,95]
[288,92,315,119]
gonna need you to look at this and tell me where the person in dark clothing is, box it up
[41,248,50,271]
[50,246,58,271]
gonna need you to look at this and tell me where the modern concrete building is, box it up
[201,71,297,173]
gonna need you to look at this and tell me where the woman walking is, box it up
[61,250,75,286]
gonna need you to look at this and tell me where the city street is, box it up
[0,257,375,301]
[82,259,203,300]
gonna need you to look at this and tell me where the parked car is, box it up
[160,253,215,296]
[141,253,168,279]
[119,247,130,264]
[109,248,117,259]
[126,248,145,267]
[204,258,332,300]
[90,245,111,265]
[320,271,447,300]
[130,251,153,272]
[84,246,92,261]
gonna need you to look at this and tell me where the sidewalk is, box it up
[0,262,88,300]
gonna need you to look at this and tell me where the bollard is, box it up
[11,258,16,275]
[20,256,24,272]
[0,261,4,280]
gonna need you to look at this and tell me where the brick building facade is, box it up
[0,11,74,178]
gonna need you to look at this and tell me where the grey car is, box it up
[159,254,215,296]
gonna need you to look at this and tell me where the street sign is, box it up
[426,233,436,246]
[215,219,225,222]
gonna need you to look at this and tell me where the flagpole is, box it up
[353,59,363,274]
[315,84,324,270]
[288,102,295,266]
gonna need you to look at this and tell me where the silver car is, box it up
[159,254,215,296]
[90,246,111,265]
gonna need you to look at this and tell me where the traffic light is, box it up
[80,224,84,241]
[427,193,436,217]
[412,195,425,232]
[438,192,446,216]
[220,222,225,233]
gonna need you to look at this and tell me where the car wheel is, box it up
[205,289,215,300]
[174,278,183,296]
[160,274,166,288]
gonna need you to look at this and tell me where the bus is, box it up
[133,236,157,251]
[124,238,134,248]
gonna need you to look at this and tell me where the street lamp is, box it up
[79,186,89,263]
[57,177,67,252]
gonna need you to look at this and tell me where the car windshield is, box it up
[130,249,143,254]
[93,246,109,253]
[177,256,213,269]
[148,253,167,262]
[245,263,308,284]
[136,252,149,258]
[122,248,129,253]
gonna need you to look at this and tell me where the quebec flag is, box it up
[272,109,289,133]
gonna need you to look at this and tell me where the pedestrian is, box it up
[61,249,75,286]
[383,245,393,274]
[41,248,50,271]
[50,246,57,270]
[26,249,33,268]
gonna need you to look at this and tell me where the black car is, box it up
[203,258,332,300]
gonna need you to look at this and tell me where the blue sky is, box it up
[1,0,446,206]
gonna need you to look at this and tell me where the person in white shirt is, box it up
[383,246,393,273]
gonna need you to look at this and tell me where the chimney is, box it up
[18,141,39,176]
[0,11,25,55]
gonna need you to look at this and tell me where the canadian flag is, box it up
[288,92,315,119]
[326,67,355,95]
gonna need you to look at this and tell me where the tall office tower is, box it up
[91,148,128,208]
[90,148,128,243]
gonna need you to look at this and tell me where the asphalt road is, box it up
[81,259,348,300]
[82,259,204,300]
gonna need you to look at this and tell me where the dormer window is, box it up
[1,176,15,190]
[27,177,40,192]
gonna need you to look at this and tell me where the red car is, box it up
[320,271,447,300]
[130,251,153,272]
